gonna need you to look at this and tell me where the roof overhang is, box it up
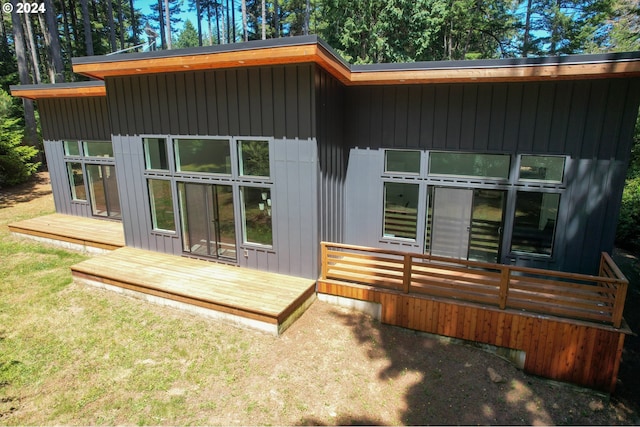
[10,80,106,100]
[70,36,640,85]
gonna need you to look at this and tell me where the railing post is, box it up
[321,242,328,280]
[499,266,510,310]
[611,280,628,328]
[403,253,412,293]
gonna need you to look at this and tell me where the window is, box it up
[511,192,560,256]
[241,186,272,246]
[238,140,270,177]
[383,182,419,240]
[429,152,510,179]
[174,138,231,174]
[144,138,169,170]
[519,155,565,183]
[83,141,113,158]
[63,141,80,156]
[385,150,421,174]
[148,179,175,231]
[86,164,120,218]
[67,162,86,201]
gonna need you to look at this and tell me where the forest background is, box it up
[0,0,639,250]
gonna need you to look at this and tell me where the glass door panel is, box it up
[430,188,473,259]
[468,189,505,263]
[178,182,236,261]
[86,164,120,219]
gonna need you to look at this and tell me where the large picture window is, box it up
[511,192,560,256]
[174,138,231,174]
[383,182,419,240]
[148,179,175,231]
[241,186,273,246]
[429,152,510,179]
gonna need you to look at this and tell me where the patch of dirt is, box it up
[0,172,52,209]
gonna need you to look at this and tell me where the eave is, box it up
[70,36,640,85]
[9,81,106,100]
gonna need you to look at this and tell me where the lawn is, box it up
[1,173,639,425]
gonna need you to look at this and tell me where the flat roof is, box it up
[10,80,106,100]
[71,35,640,85]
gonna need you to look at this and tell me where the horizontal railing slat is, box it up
[320,242,628,327]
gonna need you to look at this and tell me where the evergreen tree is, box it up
[176,19,200,47]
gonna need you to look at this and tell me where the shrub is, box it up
[0,89,40,188]
[616,176,640,252]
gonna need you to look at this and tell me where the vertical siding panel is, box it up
[236,68,250,136]
[460,85,477,151]
[446,85,463,150]
[175,73,189,135]
[248,68,262,136]
[298,65,313,139]
[370,87,384,149]
[503,84,523,152]
[226,69,240,135]
[381,87,396,147]
[406,87,422,148]
[195,72,208,135]
[549,82,572,153]
[285,66,298,138]
[419,86,435,148]
[272,66,286,138]
[518,84,539,153]
[394,86,409,147]
[473,85,492,150]
[184,72,198,134]
[565,81,590,156]
[260,68,275,137]
[274,140,290,274]
[581,81,608,158]
[432,86,449,149]
[532,83,555,153]
[139,76,152,132]
[157,75,172,135]
[128,77,142,135]
[204,71,219,135]
[488,84,507,151]
[215,71,229,135]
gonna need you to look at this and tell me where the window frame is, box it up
[82,140,114,158]
[147,178,176,232]
[237,138,273,180]
[427,151,512,181]
[516,154,567,184]
[239,184,274,248]
[509,189,561,257]
[173,137,233,176]
[381,180,422,243]
[143,137,171,172]
[384,149,422,176]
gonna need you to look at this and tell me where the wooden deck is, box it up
[318,242,632,392]
[8,213,125,251]
[71,247,316,335]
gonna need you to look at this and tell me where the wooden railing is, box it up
[320,242,629,328]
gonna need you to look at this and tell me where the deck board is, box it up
[71,247,316,334]
[9,213,125,250]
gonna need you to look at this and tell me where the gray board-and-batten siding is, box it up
[342,78,640,274]
[36,63,640,277]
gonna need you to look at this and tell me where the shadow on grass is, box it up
[0,173,52,208]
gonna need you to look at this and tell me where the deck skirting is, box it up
[317,278,629,393]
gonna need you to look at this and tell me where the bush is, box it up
[616,176,640,252]
[0,89,40,188]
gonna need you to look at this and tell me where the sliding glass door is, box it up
[178,182,236,261]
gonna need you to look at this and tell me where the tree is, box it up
[176,19,199,47]
[0,89,39,188]
[80,0,94,55]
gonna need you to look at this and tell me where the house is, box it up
[10,35,640,391]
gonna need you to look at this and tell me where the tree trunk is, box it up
[207,3,213,44]
[241,0,247,41]
[274,0,279,37]
[304,0,310,35]
[106,0,117,51]
[157,0,166,49]
[69,0,81,55]
[522,0,533,56]
[37,13,55,82]
[196,0,203,46]
[117,0,125,49]
[129,0,139,45]
[220,0,226,43]
[60,0,74,80]
[164,0,171,49]
[80,0,94,55]
[24,14,42,84]
[231,0,236,42]
[261,0,265,39]
[10,0,39,150]
[214,0,221,43]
